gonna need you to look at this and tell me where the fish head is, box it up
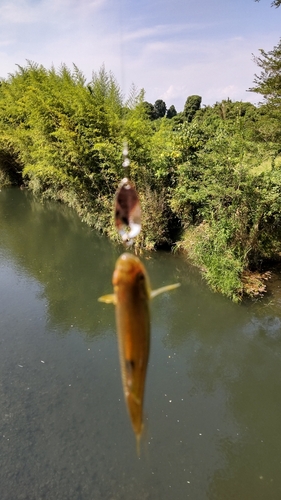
[113,253,150,297]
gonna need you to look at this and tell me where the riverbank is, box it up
[0,181,279,303]
[0,63,281,302]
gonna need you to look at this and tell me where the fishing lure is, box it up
[114,142,141,246]
[115,177,141,245]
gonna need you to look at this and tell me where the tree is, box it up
[254,0,281,7]
[153,99,167,119]
[142,101,155,120]
[166,105,177,119]
[249,38,281,106]
[183,95,202,122]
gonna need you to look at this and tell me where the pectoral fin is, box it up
[150,283,180,299]
[98,294,116,304]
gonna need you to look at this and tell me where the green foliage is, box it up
[170,111,185,127]
[153,99,167,119]
[1,61,281,301]
[181,221,244,302]
[166,105,177,119]
[183,95,202,122]
[250,38,281,107]
[170,98,281,300]
[0,62,124,218]
[142,101,155,120]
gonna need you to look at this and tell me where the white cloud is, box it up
[123,23,209,42]
[0,0,279,110]
[221,85,239,98]
[121,34,272,109]
[160,85,186,103]
[0,40,14,47]
[0,0,38,24]
[0,0,107,26]
[45,0,106,16]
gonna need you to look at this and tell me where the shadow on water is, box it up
[0,188,120,337]
[0,188,281,499]
[148,257,281,499]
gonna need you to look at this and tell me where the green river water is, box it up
[0,188,281,500]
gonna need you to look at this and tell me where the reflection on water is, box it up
[0,188,281,499]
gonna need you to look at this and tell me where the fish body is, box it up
[98,253,180,448]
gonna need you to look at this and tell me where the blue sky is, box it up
[0,0,280,111]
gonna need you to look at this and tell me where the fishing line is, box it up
[114,0,142,247]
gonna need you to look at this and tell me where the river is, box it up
[0,188,281,500]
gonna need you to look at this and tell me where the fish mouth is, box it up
[113,253,142,283]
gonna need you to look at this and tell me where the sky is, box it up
[0,0,280,112]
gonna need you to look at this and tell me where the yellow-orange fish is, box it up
[98,253,180,451]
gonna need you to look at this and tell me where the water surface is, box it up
[0,188,281,499]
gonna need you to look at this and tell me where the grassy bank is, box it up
[0,63,281,301]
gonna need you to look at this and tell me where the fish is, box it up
[98,252,180,452]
